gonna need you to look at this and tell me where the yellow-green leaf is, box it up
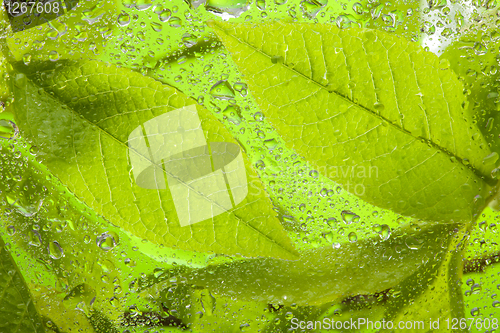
[10,60,298,260]
[209,21,496,223]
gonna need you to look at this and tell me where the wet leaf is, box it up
[10,60,297,260]
[0,236,46,333]
[209,21,496,223]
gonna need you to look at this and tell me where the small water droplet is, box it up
[254,112,264,121]
[470,307,480,316]
[22,53,31,65]
[151,22,162,32]
[348,231,357,242]
[373,101,385,112]
[6,226,15,236]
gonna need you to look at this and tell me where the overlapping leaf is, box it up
[209,21,497,223]
[10,60,297,259]
[0,237,46,333]
[176,222,457,306]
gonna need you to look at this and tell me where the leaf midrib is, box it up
[22,72,298,259]
[210,23,495,185]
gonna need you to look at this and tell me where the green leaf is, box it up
[10,60,298,260]
[166,222,459,306]
[0,236,46,333]
[440,19,500,156]
[382,225,468,332]
[208,21,496,223]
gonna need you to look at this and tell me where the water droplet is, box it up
[255,160,265,170]
[222,105,242,125]
[205,0,250,18]
[135,0,153,10]
[6,226,15,236]
[352,2,364,14]
[470,307,480,316]
[233,82,247,95]
[64,284,95,314]
[473,42,487,56]
[0,120,19,140]
[348,232,357,242]
[309,170,319,178]
[471,283,482,294]
[158,9,172,22]
[210,80,235,100]
[150,22,162,32]
[49,51,60,62]
[493,300,500,308]
[264,138,278,150]
[182,33,197,47]
[483,152,499,166]
[405,237,423,250]
[374,101,385,112]
[332,242,341,249]
[271,55,284,64]
[300,0,327,19]
[341,210,360,224]
[22,53,31,65]
[379,224,391,240]
[29,230,42,247]
[48,241,64,259]
[96,231,119,251]
[117,12,131,26]
[253,112,264,121]
[322,231,333,242]
[169,16,182,28]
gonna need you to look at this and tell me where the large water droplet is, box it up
[210,81,235,100]
[0,120,19,140]
[48,241,64,259]
[341,210,359,224]
[117,12,131,26]
[64,284,96,315]
[483,152,499,166]
[182,33,197,47]
[158,9,172,22]
[96,231,119,251]
[29,230,42,247]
